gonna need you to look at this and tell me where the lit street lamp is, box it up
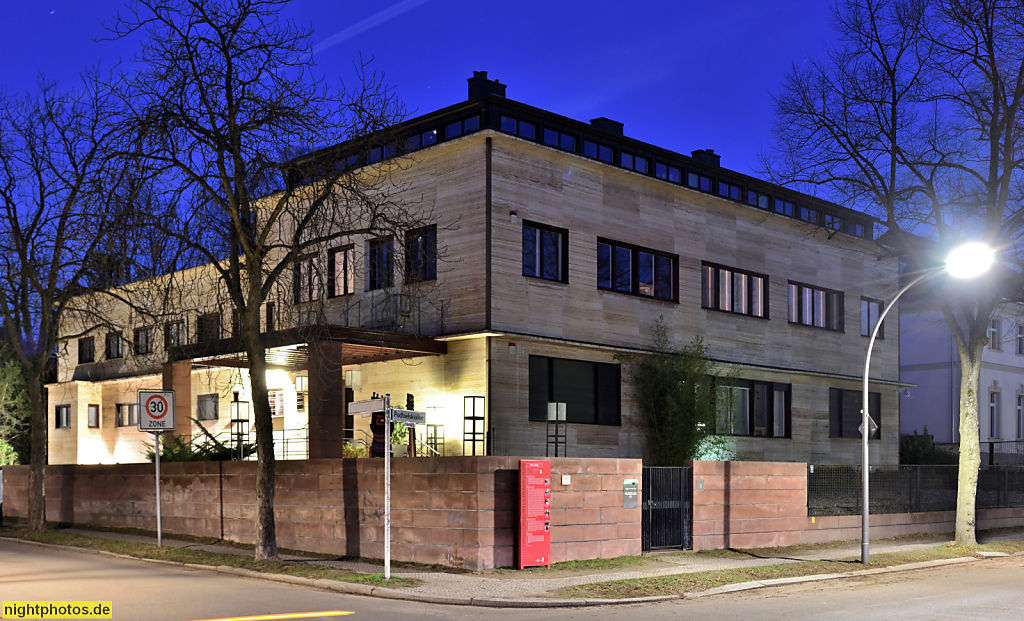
[861,241,994,564]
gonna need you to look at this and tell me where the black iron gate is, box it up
[642,466,693,551]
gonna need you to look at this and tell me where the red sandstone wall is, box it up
[0,457,641,570]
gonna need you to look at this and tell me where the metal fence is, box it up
[642,466,693,551]
[807,464,1024,516]
[983,440,1024,467]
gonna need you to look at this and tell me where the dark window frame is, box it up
[87,403,100,428]
[528,355,621,426]
[196,313,222,343]
[78,337,95,364]
[597,238,678,302]
[55,404,71,429]
[747,191,770,209]
[829,388,881,439]
[115,403,138,428]
[367,237,394,291]
[522,220,569,284]
[197,393,219,421]
[788,281,845,332]
[134,327,154,355]
[701,262,769,318]
[328,245,355,297]
[687,171,714,193]
[860,297,884,339]
[404,225,438,284]
[165,320,186,349]
[295,253,321,303]
[715,379,792,438]
[105,332,123,360]
[718,180,743,201]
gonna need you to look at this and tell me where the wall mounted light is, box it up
[510,210,518,223]
[509,342,517,355]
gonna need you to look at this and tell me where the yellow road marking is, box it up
[192,611,354,621]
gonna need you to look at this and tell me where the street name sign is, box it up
[349,398,386,417]
[388,408,426,425]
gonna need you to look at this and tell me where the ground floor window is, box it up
[197,394,219,421]
[116,403,138,427]
[829,388,880,439]
[715,380,790,437]
[55,404,71,429]
[528,355,620,425]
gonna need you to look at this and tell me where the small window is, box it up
[1017,325,1024,355]
[268,389,285,417]
[231,310,241,339]
[105,332,123,360]
[701,263,767,318]
[265,302,275,333]
[165,320,186,348]
[583,140,614,163]
[824,214,844,230]
[861,298,884,338]
[788,282,844,331]
[115,403,138,427]
[748,191,770,209]
[1017,394,1023,440]
[87,404,100,428]
[196,313,221,343]
[849,222,867,237]
[445,115,479,139]
[78,337,95,364]
[620,152,648,173]
[829,388,880,438]
[405,225,437,283]
[500,116,536,140]
[989,391,1001,438]
[799,206,820,224]
[715,380,791,438]
[655,163,682,183]
[718,181,742,201]
[687,172,713,192]
[328,246,355,297]
[296,254,321,303]
[774,198,796,217]
[522,221,568,283]
[543,128,576,152]
[295,376,308,413]
[134,327,154,355]
[366,238,394,290]
[197,394,219,421]
[55,404,71,429]
[988,319,1002,350]
[598,239,676,301]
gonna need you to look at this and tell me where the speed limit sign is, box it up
[138,391,176,432]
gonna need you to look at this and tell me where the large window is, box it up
[528,356,620,425]
[597,239,676,301]
[55,405,70,429]
[196,313,221,343]
[788,282,844,331]
[860,298,884,338]
[829,388,881,439]
[716,380,790,437]
[78,337,95,364]
[165,320,186,348]
[197,394,219,421]
[405,225,437,283]
[522,221,568,283]
[701,263,767,317]
[296,254,321,303]
[328,246,355,297]
[134,327,153,355]
[105,332,123,360]
[115,403,138,427]
[367,237,394,290]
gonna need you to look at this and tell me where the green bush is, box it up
[146,418,255,462]
[900,427,958,465]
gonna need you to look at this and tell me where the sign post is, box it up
[138,391,175,548]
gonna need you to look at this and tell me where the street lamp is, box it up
[861,241,994,564]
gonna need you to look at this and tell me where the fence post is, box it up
[1004,466,1009,507]
[915,466,922,513]
[989,441,995,466]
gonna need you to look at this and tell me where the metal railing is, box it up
[334,293,447,336]
[808,464,1024,516]
[983,440,1024,467]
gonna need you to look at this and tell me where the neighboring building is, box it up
[48,72,901,466]
[901,300,1024,446]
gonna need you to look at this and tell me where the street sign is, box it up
[138,391,176,432]
[858,415,879,437]
[349,398,386,417]
[388,408,426,425]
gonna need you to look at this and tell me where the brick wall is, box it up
[690,460,1024,549]
[0,457,640,570]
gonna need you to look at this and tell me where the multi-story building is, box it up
[48,72,901,466]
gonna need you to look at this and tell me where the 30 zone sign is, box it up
[138,391,176,432]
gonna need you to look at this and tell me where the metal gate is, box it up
[642,466,693,551]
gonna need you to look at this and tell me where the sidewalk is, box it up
[10,526,1021,607]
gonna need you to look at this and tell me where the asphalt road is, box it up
[3,539,1024,621]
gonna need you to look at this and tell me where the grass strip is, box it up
[0,528,416,587]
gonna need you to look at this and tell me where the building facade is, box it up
[48,72,901,466]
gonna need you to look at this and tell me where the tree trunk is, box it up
[955,344,983,545]
[26,370,47,531]
[247,334,277,560]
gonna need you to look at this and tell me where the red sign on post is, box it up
[518,459,551,569]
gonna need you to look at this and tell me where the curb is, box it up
[0,536,992,608]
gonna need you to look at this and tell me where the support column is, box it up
[308,341,346,459]
[162,361,192,441]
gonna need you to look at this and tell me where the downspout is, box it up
[485,136,493,454]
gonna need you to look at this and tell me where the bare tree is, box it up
[107,0,424,559]
[764,0,1024,544]
[0,78,129,530]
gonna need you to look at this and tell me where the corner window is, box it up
[701,263,767,318]
[829,388,880,439]
[55,404,71,429]
[366,238,394,290]
[105,332,123,360]
[87,404,100,428]
[500,115,536,140]
[788,282,844,331]
[78,337,95,364]
[718,181,742,201]
[134,327,154,355]
[687,171,713,192]
[528,355,620,425]
[328,246,355,297]
[445,115,481,139]
[404,225,437,284]
[115,403,138,427]
[598,239,676,301]
[716,380,790,438]
[197,394,219,421]
[988,319,1002,350]
[522,221,568,283]
[860,298,884,338]
[196,313,221,343]
[165,320,186,348]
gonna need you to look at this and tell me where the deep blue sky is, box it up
[0,0,835,177]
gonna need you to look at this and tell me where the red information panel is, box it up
[518,459,551,569]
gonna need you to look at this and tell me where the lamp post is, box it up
[861,241,994,564]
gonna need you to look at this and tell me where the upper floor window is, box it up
[829,388,880,438]
[78,337,95,364]
[105,332,123,360]
[701,263,766,318]
[296,254,321,303]
[405,225,437,284]
[444,115,481,140]
[598,239,676,301]
[655,162,682,184]
[1017,325,1024,355]
[88,404,99,428]
[849,222,867,238]
[799,206,820,224]
[718,181,742,201]
[165,320,186,349]
[748,191,770,210]
[774,198,796,217]
[620,152,649,174]
[788,282,844,331]
[543,128,576,152]
[500,115,537,140]
[824,214,844,230]
[988,319,1002,350]
[522,221,568,283]
[861,298,884,338]
[231,310,241,339]
[687,171,713,192]
[268,389,286,417]
[197,394,219,421]
[716,380,790,438]
[328,246,355,297]
[404,128,437,152]
[367,237,394,291]
[55,404,70,429]
[265,302,276,333]
[134,327,154,355]
[528,355,620,425]
[584,140,614,163]
[196,313,221,343]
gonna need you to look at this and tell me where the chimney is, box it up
[691,149,721,167]
[590,117,624,136]
[468,71,506,100]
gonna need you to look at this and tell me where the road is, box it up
[2,539,1023,620]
